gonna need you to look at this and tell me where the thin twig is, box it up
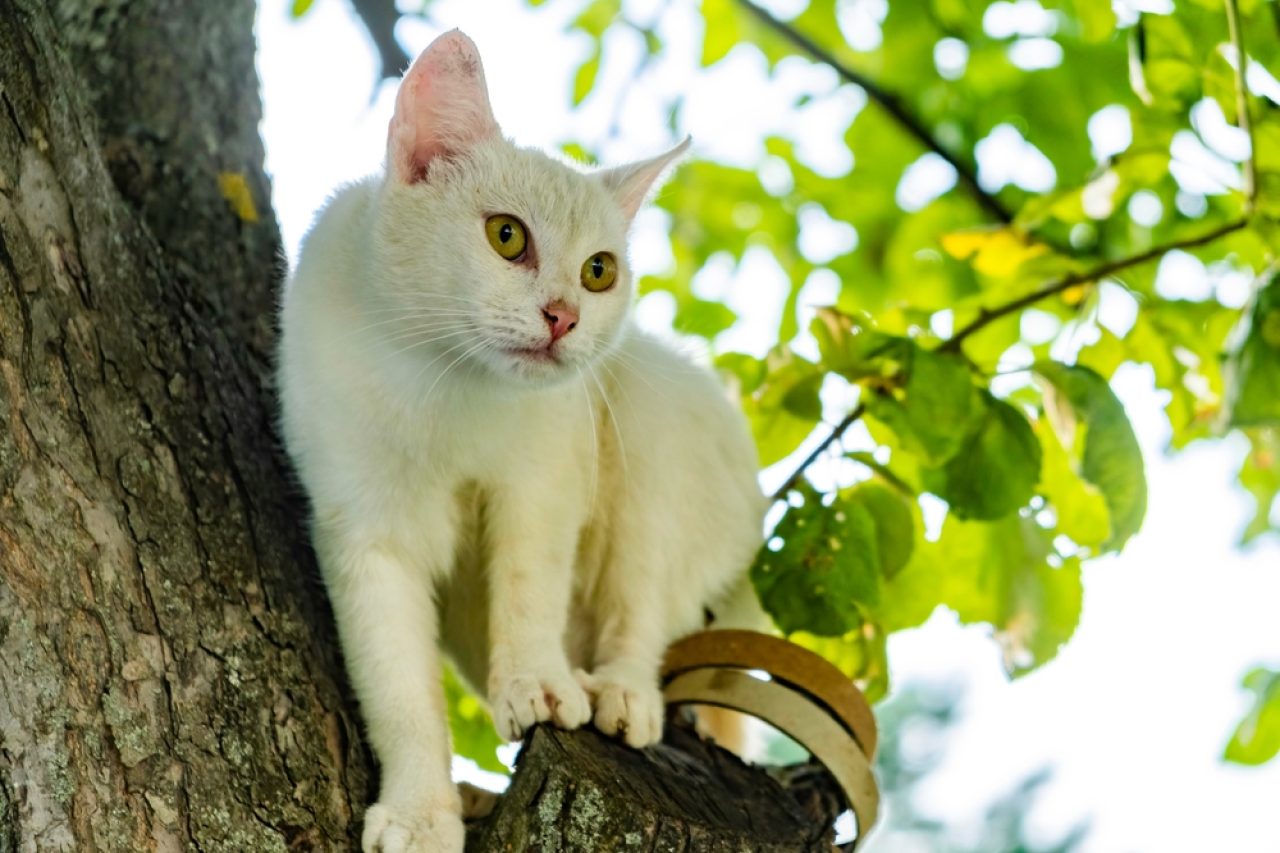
[771,218,1248,498]
[940,218,1248,353]
[1224,0,1257,210]
[769,405,865,501]
[735,0,1012,224]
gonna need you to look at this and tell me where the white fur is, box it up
[277,31,764,853]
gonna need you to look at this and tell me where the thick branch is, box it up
[735,0,1012,224]
[467,724,843,852]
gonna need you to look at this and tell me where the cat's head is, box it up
[371,30,686,388]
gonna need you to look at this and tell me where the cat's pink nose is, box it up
[542,300,579,343]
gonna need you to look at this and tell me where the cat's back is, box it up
[277,176,400,494]
[283,177,380,308]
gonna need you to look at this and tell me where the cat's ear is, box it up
[600,137,691,221]
[387,30,501,184]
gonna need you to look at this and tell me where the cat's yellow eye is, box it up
[581,252,617,293]
[485,214,527,261]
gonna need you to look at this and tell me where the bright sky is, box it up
[256,1,1280,849]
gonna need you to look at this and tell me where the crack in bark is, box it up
[55,337,102,476]
[0,89,26,145]
[0,230,35,371]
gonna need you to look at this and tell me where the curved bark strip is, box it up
[0,2,368,850]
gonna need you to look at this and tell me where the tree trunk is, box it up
[0,3,840,851]
[0,1,367,849]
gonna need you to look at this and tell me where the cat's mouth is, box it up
[505,345,561,365]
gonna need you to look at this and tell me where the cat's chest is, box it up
[375,386,585,484]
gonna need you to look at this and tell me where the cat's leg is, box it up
[318,535,463,853]
[484,484,593,741]
[578,527,683,749]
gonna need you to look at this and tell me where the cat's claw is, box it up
[579,670,665,749]
[361,803,465,853]
[490,670,592,741]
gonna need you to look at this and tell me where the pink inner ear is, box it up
[601,137,692,221]
[387,30,500,184]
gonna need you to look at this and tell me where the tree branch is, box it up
[1224,0,1256,211]
[348,0,411,82]
[735,0,1012,225]
[939,218,1248,353]
[770,217,1248,499]
[770,404,865,501]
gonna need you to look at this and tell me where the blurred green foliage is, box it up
[555,0,1279,760]
[1224,666,1280,765]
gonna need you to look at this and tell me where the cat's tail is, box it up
[705,572,770,633]
[690,575,773,757]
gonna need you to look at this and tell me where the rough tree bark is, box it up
[0,3,843,850]
[1,1,368,848]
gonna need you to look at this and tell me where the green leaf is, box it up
[1035,419,1112,549]
[1034,362,1147,551]
[735,348,824,467]
[559,141,597,165]
[930,514,1084,675]
[810,307,899,382]
[1225,273,1280,428]
[925,394,1042,521]
[674,296,738,340]
[1239,429,1280,545]
[752,489,881,636]
[791,627,890,703]
[701,0,743,66]
[846,481,916,579]
[1224,668,1280,766]
[865,344,983,467]
[572,45,601,106]
[444,666,505,774]
[1074,0,1117,41]
[571,0,621,37]
[290,0,315,18]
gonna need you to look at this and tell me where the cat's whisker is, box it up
[416,338,495,406]
[343,316,472,341]
[358,303,480,317]
[575,365,600,517]
[588,364,629,489]
[407,336,480,382]
[608,351,664,392]
[598,360,641,413]
[422,338,496,407]
[372,320,476,342]
[383,326,479,362]
[612,346,703,379]
[607,353,679,404]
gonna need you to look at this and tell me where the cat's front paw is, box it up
[361,802,464,853]
[489,668,592,741]
[579,669,665,749]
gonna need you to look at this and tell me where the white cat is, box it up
[277,30,764,853]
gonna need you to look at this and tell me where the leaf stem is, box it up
[1224,0,1257,211]
[734,0,1012,225]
